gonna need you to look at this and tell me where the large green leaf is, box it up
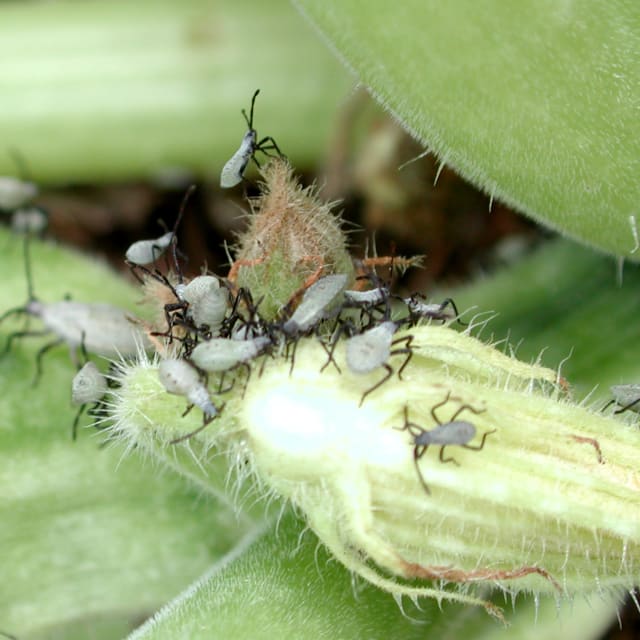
[294,1,640,257]
[0,0,351,183]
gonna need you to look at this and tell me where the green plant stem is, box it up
[0,0,351,184]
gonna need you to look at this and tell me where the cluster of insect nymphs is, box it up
[0,91,498,495]
[120,214,472,448]
[106,90,491,483]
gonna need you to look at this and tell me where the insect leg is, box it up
[393,405,424,439]
[439,297,467,326]
[438,445,460,466]
[413,444,431,495]
[161,301,190,341]
[240,361,252,398]
[181,403,195,418]
[615,397,640,414]
[169,401,223,445]
[601,398,616,412]
[216,371,237,395]
[32,337,64,385]
[242,89,260,129]
[71,404,86,441]
[430,391,452,425]
[392,335,414,379]
[256,136,285,159]
[288,337,300,376]
[359,362,393,407]
[461,429,497,453]
[169,421,209,445]
[320,316,356,374]
[318,333,341,374]
[0,305,27,325]
[250,154,262,170]
[2,328,49,356]
[449,398,485,422]
[393,405,411,431]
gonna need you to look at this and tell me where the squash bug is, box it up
[396,393,495,494]
[220,89,284,188]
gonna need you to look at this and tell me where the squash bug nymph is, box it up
[1,237,149,382]
[345,321,413,406]
[157,358,221,443]
[71,361,109,440]
[220,89,284,188]
[396,392,495,494]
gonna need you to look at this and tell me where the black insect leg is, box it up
[170,420,209,445]
[71,404,86,441]
[242,89,260,129]
[256,136,285,159]
[438,445,460,467]
[615,397,640,414]
[394,405,424,438]
[461,429,497,452]
[359,363,393,407]
[430,391,452,425]
[392,334,414,380]
[169,403,223,446]
[0,305,27,326]
[319,337,341,374]
[287,337,301,377]
[320,318,355,374]
[2,328,49,356]
[32,337,64,385]
[239,361,252,398]
[413,445,431,495]
[448,398,485,422]
[439,297,467,326]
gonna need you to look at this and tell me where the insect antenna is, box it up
[24,234,36,302]
[242,88,260,131]
[616,397,640,414]
[168,183,197,283]
[0,235,36,327]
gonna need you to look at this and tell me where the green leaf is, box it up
[127,511,619,640]
[453,239,640,395]
[0,0,351,183]
[294,0,640,257]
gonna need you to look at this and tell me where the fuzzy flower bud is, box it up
[108,323,640,622]
[229,158,354,319]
